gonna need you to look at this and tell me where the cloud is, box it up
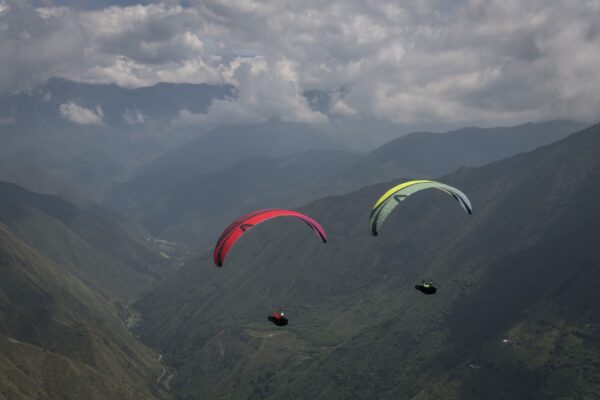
[59,101,104,125]
[0,2,220,92]
[0,116,15,126]
[122,107,147,124]
[174,57,327,126]
[1,0,600,128]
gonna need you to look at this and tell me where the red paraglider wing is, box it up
[213,209,327,266]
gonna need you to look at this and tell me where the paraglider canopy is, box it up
[213,209,327,267]
[369,180,472,236]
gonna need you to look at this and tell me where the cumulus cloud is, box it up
[59,101,104,125]
[1,0,600,128]
[0,2,220,91]
[174,57,326,126]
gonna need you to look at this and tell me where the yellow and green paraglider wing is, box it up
[369,180,472,236]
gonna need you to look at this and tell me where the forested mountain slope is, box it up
[137,123,600,399]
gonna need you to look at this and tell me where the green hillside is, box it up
[0,182,169,302]
[136,123,600,399]
[0,224,171,400]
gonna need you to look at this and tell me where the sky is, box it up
[1,0,600,129]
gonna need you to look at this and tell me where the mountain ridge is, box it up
[110,120,584,251]
[135,122,600,399]
[0,223,171,400]
[0,181,169,302]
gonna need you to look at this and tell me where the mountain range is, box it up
[1,77,598,399]
[0,181,168,302]
[2,79,582,210]
[109,120,583,252]
[0,78,232,203]
[135,123,600,399]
